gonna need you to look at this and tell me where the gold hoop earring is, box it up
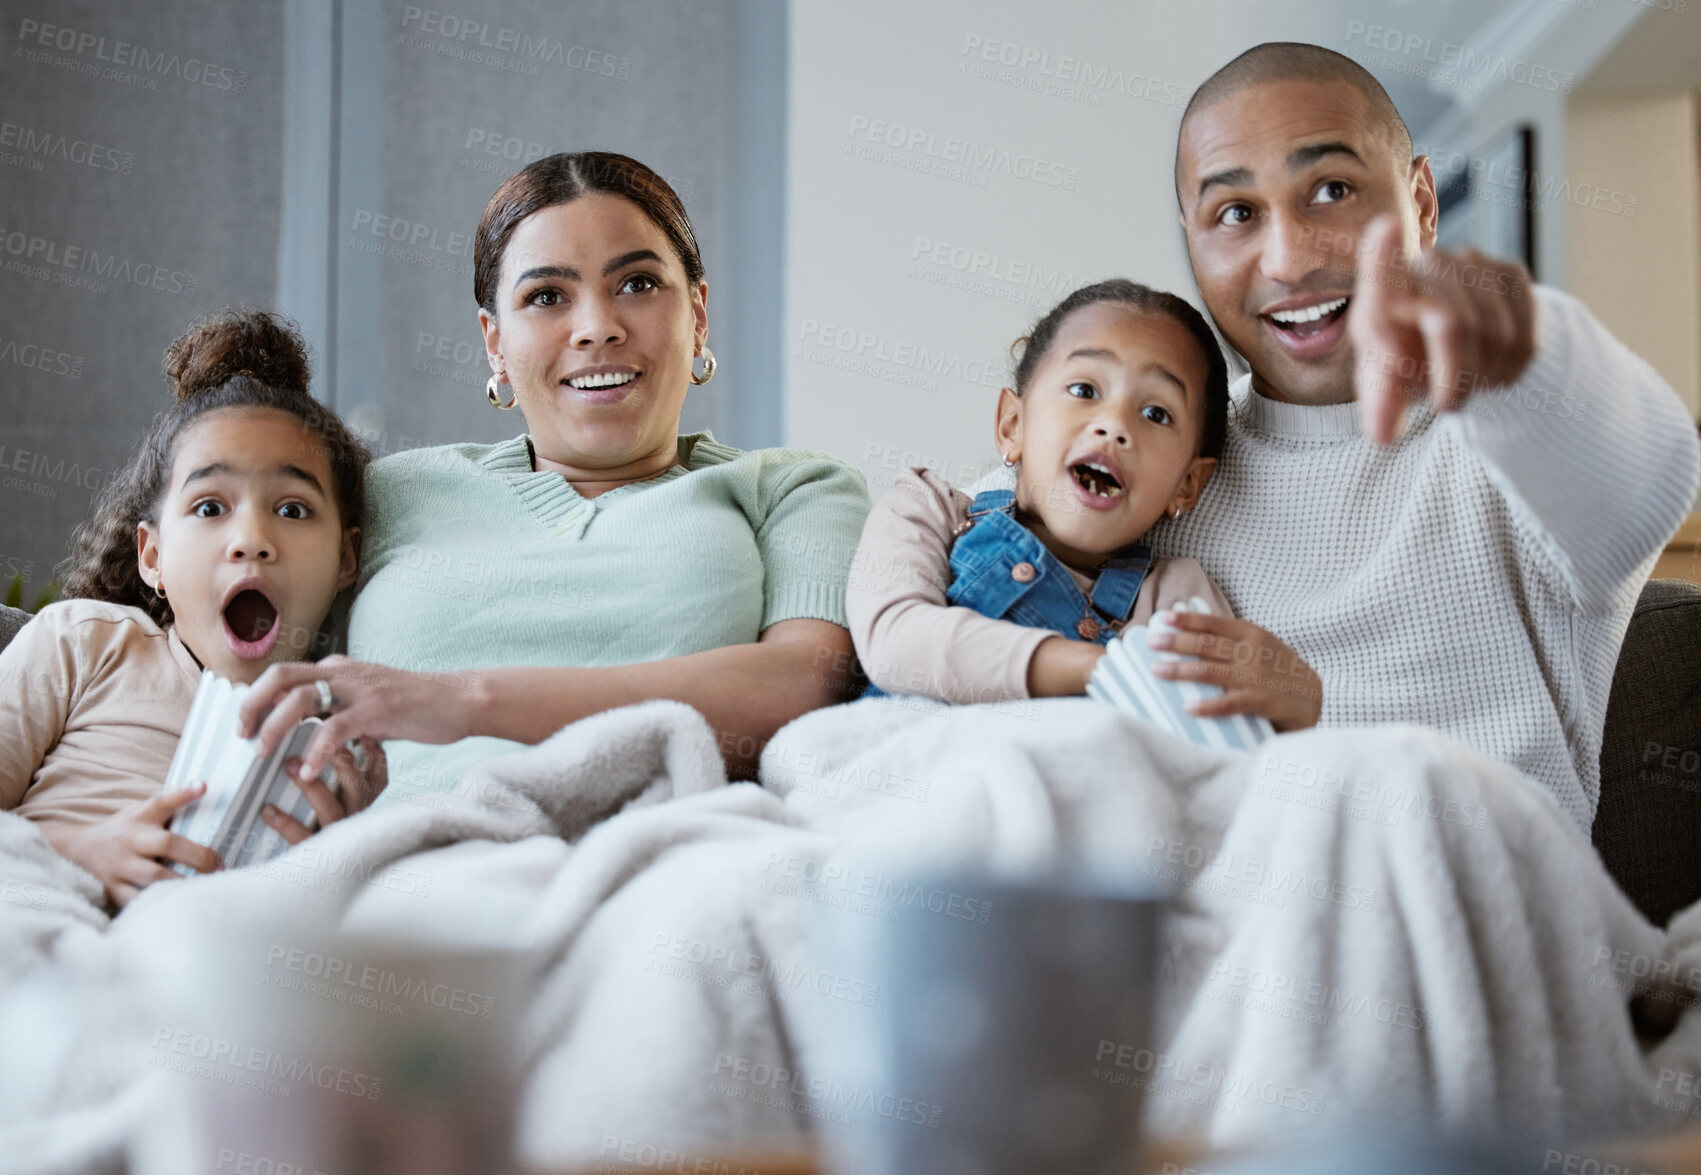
[486,371,517,410]
[690,347,716,386]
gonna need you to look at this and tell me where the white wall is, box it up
[781,0,1455,488]
[786,1,1193,496]
[782,0,1687,487]
[1568,91,1701,419]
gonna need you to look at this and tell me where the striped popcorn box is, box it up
[1087,597,1274,752]
[164,670,335,874]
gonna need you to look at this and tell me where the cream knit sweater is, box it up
[1139,286,1700,830]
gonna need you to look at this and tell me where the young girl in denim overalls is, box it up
[845,279,1321,733]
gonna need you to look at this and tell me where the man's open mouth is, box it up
[1264,296,1350,338]
[222,584,280,658]
[1070,461,1125,499]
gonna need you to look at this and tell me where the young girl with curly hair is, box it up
[0,308,374,909]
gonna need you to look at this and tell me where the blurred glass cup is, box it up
[814,869,1165,1175]
[133,912,524,1175]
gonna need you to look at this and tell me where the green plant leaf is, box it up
[31,579,59,613]
[3,575,21,611]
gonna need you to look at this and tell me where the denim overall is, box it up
[862,488,1153,698]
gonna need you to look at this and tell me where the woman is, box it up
[239,152,869,812]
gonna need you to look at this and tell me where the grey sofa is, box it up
[1,583,1698,923]
[1593,579,1701,926]
[0,604,25,654]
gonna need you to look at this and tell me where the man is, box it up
[1150,43,1699,830]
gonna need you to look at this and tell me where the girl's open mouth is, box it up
[222,588,280,659]
[1070,461,1125,500]
[1067,460,1127,512]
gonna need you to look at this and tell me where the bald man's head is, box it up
[1171,42,1439,408]
[1176,43,1412,204]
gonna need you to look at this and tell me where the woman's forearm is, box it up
[465,619,858,777]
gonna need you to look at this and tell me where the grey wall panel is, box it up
[0,0,786,604]
[338,0,747,459]
[0,0,285,600]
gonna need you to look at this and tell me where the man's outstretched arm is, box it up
[1350,215,1700,612]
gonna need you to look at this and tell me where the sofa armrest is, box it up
[1594,579,1701,926]
[0,604,29,654]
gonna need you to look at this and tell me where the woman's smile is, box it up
[562,363,644,405]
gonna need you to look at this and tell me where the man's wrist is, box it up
[1459,285,1567,420]
[1506,281,1542,387]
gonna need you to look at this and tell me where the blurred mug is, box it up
[132,913,524,1175]
[815,869,1166,1175]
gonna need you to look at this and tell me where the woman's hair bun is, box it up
[163,307,312,403]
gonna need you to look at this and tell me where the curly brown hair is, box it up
[59,308,371,631]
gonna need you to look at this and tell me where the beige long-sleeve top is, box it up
[0,599,201,829]
[846,467,1231,703]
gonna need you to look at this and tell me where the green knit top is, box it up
[347,430,870,797]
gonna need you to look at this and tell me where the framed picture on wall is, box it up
[1434,124,1537,279]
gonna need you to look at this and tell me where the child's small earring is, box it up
[1169,508,1182,520]
[1001,452,1017,469]
[154,581,166,599]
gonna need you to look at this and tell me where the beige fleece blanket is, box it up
[0,697,1696,1172]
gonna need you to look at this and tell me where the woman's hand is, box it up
[43,785,223,909]
[1145,611,1323,732]
[237,655,476,781]
[261,737,388,846]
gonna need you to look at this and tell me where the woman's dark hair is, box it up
[1012,279,1230,461]
[474,151,703,313]
[60,308,370,629]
